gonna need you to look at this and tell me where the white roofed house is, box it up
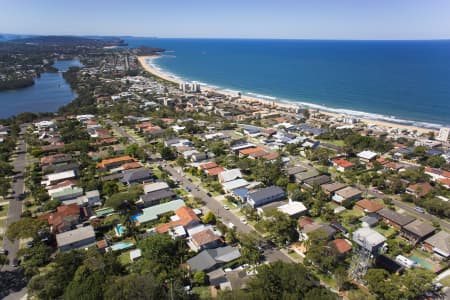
[277,201,308,218]
[56,225,96,251]
[42,170,77,186]
[218,169,243,183]
[222,179,249,193]
[357,150,378,163]
[352,227,386,255]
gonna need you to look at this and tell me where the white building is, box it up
[437,128,450,142]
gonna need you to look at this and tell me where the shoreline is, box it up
[137,55,439,134]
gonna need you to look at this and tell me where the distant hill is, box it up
[7,35,127,47]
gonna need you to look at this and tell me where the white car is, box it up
[223,205,230,210]
[240,217,247,224]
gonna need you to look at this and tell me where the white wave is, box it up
[246,92,277,100]
[278,99,443,129]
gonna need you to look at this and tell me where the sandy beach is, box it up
[137,55,438,135]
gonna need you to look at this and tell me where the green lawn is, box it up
[192,286,212,300]
[318,139,345,147]
[439,275,450,287]
[118,250,131,266]
[0,204,9,218]
[373,224,397,238]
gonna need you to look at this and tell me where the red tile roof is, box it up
[407,182,433,197]
[332,158,354,168]
[156,206,200,233]
[121,162,143,170]
[239,147,266,155]
[206,166,225,176]
[355,199,384,213]
[97,156,135,168]
[199,162,218,170]
[330,239,352,254]
[191,229,221,246]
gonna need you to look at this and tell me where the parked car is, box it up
[223,205,230,210]
[415,206,426,214]
[240,217,247,224]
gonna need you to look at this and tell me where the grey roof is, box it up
[56,225,95,247]
[247,186,285,202]
[377,208,416,226]
[321,182,347,193]
[187,246,241,272]
[360,215,379,227]
[402,220,435,237]
[335,186,362,199]
[101,173,124,182]
[286,166,308,175]
[425,231,450,254]
[353,227,387,250]
[294,169,320,182]
[121,168,151,184]
[140,189,176,206]
[304,175,331,187]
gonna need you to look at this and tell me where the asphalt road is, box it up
[2,127,27,271]
[107,120,292,263]
[361,185,450,231]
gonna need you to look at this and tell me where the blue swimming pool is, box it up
[110,242,134,252]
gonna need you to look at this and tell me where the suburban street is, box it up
[107,120,292,263]
[2,126,27,270]
[361,185,450,231]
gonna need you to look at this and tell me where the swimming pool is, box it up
[115,224,125,237]
[409,254,435,271]
[110,242,134,252]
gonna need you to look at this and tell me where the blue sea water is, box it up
[0,59,81,118]
[126,38,450,128]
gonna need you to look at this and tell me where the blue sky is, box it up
[1,0,450,39]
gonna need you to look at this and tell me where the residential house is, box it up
[51,186,84,202]
[187,246,241,272]
[97,156,135,170]
[247,186,285,208]
[357,150,378,163]
[423,231,450,258]
[332,158,354,172]
[401,220,435,244]
[156,206,201,233]
[41,203,80,233]
[218,169,242,183]
[352,227,386,255]
[56,225,96,251]
[120,168,152,185]
[355,199,384,214]
[377,208,416,230]
[135,200,185,225]
[42,170,77,186]
[406,182,434,198]
[303,175,331,189]
[277,201,308,218]
[294,169,320,183]
[360,215,380,228]
[138,189,177,207]
[321,182,347,196]
[222,179,249,193]
[330,239,352,256]
[188,228,222,252]
[332,186,362,204]
[143,182,170,194]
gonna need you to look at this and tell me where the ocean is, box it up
[0,60,81,118]
[125,38,450,128]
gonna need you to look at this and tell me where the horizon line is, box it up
[2,32,450,42]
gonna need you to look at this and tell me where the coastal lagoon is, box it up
[126,38,450,128]
[0,59,82,118]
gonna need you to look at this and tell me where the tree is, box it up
[104,274,166,300]
[160,146,176,160]
[138,234,179,266]
[402,268,435,299]
[18,241,52,277]
[125,143,146,161]
[260,210,299,247]
[248,261,335,300]
[239,233,262,265]
[102,180,119,197]
[193,271,207,286]
[7,218,47,240]
[176,155,187,168]
[202,211,216,224]
[304,229,338,273]
[225,228,238,244]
